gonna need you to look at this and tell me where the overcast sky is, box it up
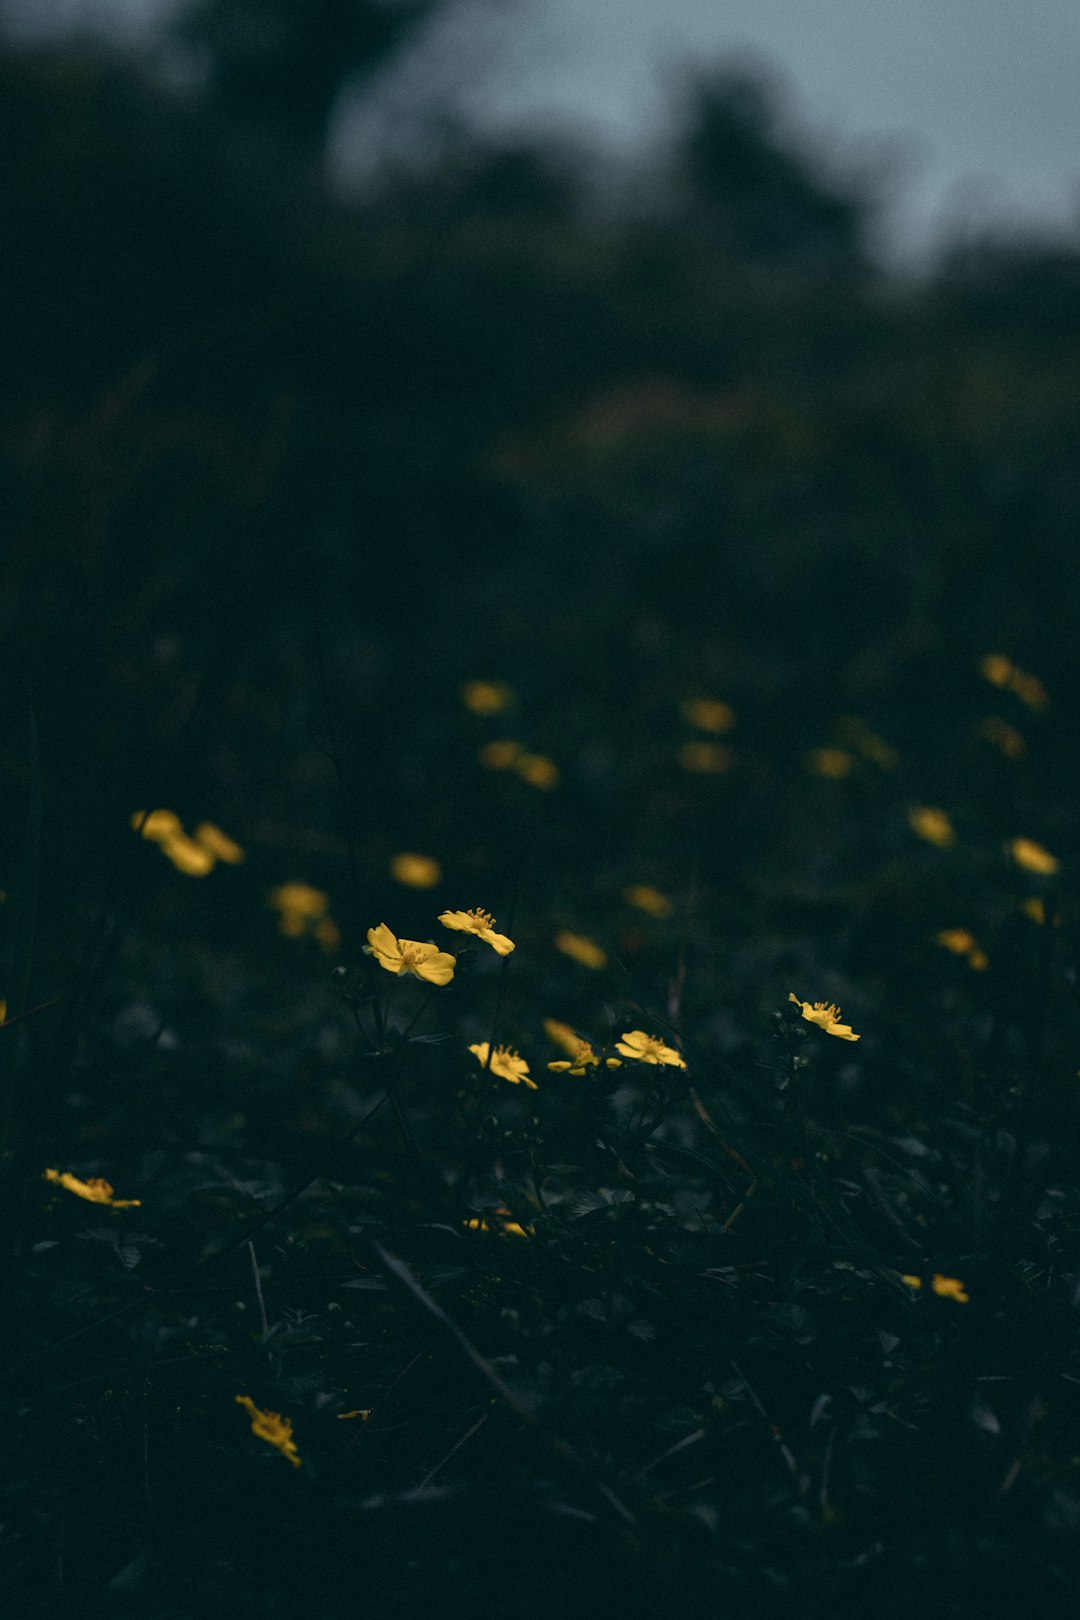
[9,0,1080,261]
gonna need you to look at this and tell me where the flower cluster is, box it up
[133,809,244,877]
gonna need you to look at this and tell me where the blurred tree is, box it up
[174,0,442,155]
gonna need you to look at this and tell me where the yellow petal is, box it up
[479,927,515,956]
[623,884,673,919]
[907,806,956,849]
[366,923,403,972]
[194,822,245,863]
[161,834,216,876]
[1010,837,1059,876]
[390,853,442,889]
[516,753,560,790]
[554,931,608,970]
[134,808,182,843]
[415,951,456,985]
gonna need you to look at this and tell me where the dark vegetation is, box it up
[3,3,1080,1613]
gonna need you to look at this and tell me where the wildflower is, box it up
[907,806,956,849]
[235,1395,301,1467]
[979,716,1026,760]
[464,1206,535,1238]
[461,680,514,715]
[788,994,860,1041]
[269,884,339,949]
[681,697,735,734]
[805,747,853,780]
[193,822,245,864]
[390,852,442,889]
[132,808,182,843]
[615,1029,686,1068]
[160,834,216,877]
[931,1274,970,1304]
[43,1168,141,1208]
[554,931,608,970]
[935,929,988,972]
[624,884,673,919]
[479,739,524,770]
[979,654,1049,712]
[439,907,515,955]
[1022,897,1046,926]
[544,1018,619,1073]
[468,1042,536,1088]
[366,924,455,985]
[515,753,560,790]
[1010,836,1060,876]
[678,741,732,774]
[901,1274,923,1290]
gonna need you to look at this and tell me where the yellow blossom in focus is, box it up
[806,748,854,780]
[678,741,732,775]
[461,680,514,715]
[931,1274,970,1304]
[935,929,988,971]
[235,1395,301,1467]
[43,1168,141,1208]
[390,853,442,889]
[979,655,1048,712]
[555,931,608,970]
[901,1274,923,1290]
[479,739,524,770]
[979,716,1026,760]
[788,994,860,1041]
[624,884,673,918]
[193,822,245,864]
[468,1042,536,1088]
[515,753,560,790]
[439,907,515,954]
[907,806,956,849]
[1010,837,1059,876]
[615,1029,686,1068]
[681,697,735,734]
[366,924,455,985]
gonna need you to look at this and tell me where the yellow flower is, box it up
[935,929,989,971]
[615,1029,686,1067]
[132,808,182,843]
[979,716,1026,760]
[313,917,342,954]
[788,994,860,1041]
[930,1274,970,1304]
[979,655,1049,712]
[235,1395,301,1467]
[901,1274,923,1290]
[515,753,560,790]
[554,931,608,970]
[907,806,956,849]
[678,741,732,774]
[390,852,442,889]
[461,680,514,715]
[270,882,329,919]
[623,884,673,919]
[161,834,216,877]
[1010,837,1060,876]
[544,1018,620,1074]
[681,697,735,734]
[468,1042,536,1088]
[1022,898,1046,926]
[366,924,455,985]
[479,739,524,770]
[193,822,245,864]
[43,1168,141,1208]
[805,747,854,780]
[439,907,515,955]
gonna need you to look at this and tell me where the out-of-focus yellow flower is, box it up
[623,884,673,919]
[555,931,608,970]
[805,747,853,780]
[901,1274,922,1290]
[193,823,245,864]
[0,1000,6,1025]
[543,1018,585,1058]
[1010,837,1059,876]
[479,739,524,770]
[1022,897,1046,926]
[269,883,340,950]
[935,929,988,972]
[461,680,514,715]
[979,655,1049,712]
[439,907,515,955]
[390,853,442,889]
[468,1042,536,1088]
[464,1205,535,1238]
[837,718,900,771]
[366,924,455,985]
[133,808,182,843]
[979,716,1026,760]
[161,834,216,876]
[788,994,860,1041]
[43,1168,140,1208]
[516,753,560,790]
[615,1030,686,1068]
[678,741,732,774]
[931,1274,970,1304]
[235,1395,301,1467]
[314,917,341,954]
[681,697,735,734]
[907,806,956,849]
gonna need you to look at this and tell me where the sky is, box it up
[8,0,1080,262]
